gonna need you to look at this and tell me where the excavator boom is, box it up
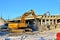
[19,10,36,27]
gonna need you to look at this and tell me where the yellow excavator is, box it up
[8,10,37,33]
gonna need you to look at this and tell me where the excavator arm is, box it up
[19,10,37,28]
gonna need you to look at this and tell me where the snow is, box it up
[0,28,60,40]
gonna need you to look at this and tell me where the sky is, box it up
[0,0,60,19]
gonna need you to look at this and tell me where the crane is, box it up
[44,11,50,16]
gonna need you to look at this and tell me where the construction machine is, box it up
[8,10,37,33]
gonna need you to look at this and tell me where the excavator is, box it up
[8,10,37,33]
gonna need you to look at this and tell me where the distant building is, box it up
[9,15,60,25]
